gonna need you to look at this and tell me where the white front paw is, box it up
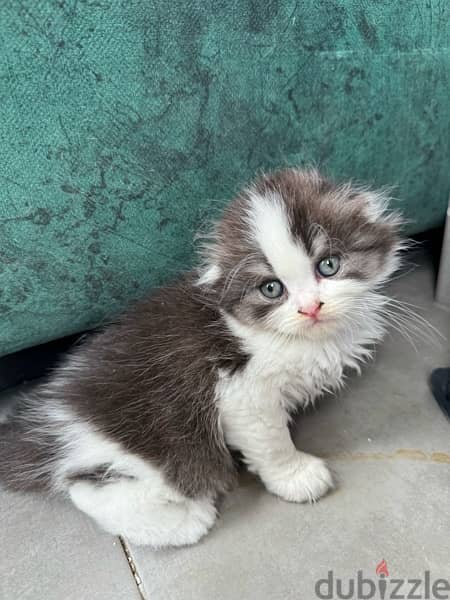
[263,454,334,503]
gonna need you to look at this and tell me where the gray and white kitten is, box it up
[0,169,402,548]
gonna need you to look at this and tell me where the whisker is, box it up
[384,299,445,340]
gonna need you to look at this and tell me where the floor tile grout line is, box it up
[118,536,147,600]
[324,449,450,464]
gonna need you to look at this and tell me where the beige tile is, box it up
[0,489,141,600]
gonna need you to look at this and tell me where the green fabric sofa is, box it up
[1,0,449,357]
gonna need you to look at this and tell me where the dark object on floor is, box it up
[0,333,90,393]
[430,368,450,419]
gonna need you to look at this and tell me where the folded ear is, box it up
[197,263,222,286]
[352,187,403,230]
[354,188,406,284]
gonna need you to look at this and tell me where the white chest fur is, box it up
[219,334,343,416]
[216,314,384,499]
[219,315,380,415]
[216,312,387,472]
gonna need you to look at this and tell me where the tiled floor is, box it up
[1,250,449,600]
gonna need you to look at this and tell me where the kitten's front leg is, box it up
[259,447,334,503]
[221,398,333,503]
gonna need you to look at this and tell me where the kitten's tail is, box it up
[0,393,57,492]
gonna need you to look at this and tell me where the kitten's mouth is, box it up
[298,317,336,339]
[302,315,324,325]
[301,317,319,327]
[302,314,335,330]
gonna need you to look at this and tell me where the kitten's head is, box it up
[198,168,403,340]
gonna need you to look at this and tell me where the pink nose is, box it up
[298,301,323,318]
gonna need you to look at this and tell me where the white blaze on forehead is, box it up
[246,191,315,289]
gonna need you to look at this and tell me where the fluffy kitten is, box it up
[0,168,402,547]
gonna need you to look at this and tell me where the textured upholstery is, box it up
[1,1,449,356]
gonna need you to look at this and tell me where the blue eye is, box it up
[260,280,284,299]
[317,256,341,277]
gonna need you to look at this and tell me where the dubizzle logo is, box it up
[314,559,450,599]
[376,559,389,578]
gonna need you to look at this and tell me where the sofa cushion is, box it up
[1,1,449,356]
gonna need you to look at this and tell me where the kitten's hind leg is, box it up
[69,478,217,548]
